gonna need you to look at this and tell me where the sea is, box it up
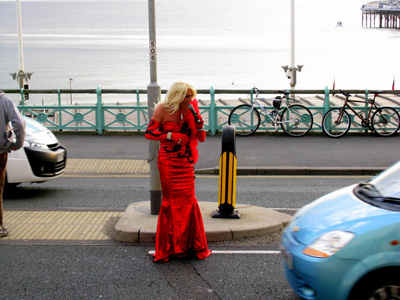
[1,0,399,105]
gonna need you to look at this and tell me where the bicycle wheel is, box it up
[228,104,260,136]
[280,105,313,137]
[372,107,400,136]
[322,108,351,138]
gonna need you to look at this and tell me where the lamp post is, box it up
[282,0,303,89]
[147,0,162,215]
[10,0,33,103]
[69,77,74,104]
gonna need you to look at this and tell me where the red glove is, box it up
[196,129,206,143]
[195,113,204,129]
[171,133,189,146]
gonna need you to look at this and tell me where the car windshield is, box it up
[354,161,400,211]
[369,161,400,198]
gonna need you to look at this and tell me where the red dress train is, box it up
[153,121,211,262]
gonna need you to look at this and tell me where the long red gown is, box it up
[153,119,211,262]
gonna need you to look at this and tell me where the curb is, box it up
[195,166,385,176]
[112,201,292,244]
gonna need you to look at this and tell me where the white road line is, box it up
[211,250,281,254]
[148,250,280,255]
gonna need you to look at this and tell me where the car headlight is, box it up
[303,230,355,258]
[26,141,48,149]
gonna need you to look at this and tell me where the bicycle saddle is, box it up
[278,90,290,96]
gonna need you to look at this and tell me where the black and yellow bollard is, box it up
[212,125,240,219]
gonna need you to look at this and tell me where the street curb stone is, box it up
[195,166,385,176]
[112,201,292,244]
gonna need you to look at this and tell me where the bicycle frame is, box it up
[323,90,400,137]
[339,94,378,127]
[229,88,314,137]
[253,97,296,128]
[254,100,279,125]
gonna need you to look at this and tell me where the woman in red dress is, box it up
[145,82,212,262]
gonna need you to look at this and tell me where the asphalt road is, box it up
[1,132,392,300]
[1,175,367,300]
[55,133,400,170]
[5,176,364,210]
[0,244,297,300]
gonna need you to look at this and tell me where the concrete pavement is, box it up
[111,201,292,244]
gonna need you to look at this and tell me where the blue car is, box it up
[281,161,400,300]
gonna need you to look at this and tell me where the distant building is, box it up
[361,0,400,28]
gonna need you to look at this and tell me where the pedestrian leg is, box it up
[0,152,9,237]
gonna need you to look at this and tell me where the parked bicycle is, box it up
[228,88,313,137]
[322,90,400,138]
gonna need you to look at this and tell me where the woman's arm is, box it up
[145,105,189,145]
[191,99,206,143]
[145,105,166,141]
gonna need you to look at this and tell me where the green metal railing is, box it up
[3,86,400,135]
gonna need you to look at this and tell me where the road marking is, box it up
[64,174,369,179]
[148,250,280,255]
[64,174,150,178]
[2,211,122,240]
[66,158,149,175]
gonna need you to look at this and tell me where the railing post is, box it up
[324,86,330,114]
[136,88,141,131]
[364,89,369,126]
[136,88,140,106]
[209,86,217,136]
[20,88,25,115]
[57,89,62,130]
[96,85,103,134]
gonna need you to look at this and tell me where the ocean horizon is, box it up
[1,0,399,104]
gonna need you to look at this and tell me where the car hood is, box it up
[24,116,58,145]
[288,185,398,245]
[24,116,49,133]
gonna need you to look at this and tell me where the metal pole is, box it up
[16,0,25,89]
[147,0,162,215]
[290,0,296,88]
[281,0,302,89]
[290,0,295,70]
[69,78,73,104]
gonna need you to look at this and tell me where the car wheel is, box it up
[368,285,400,299]
[349,270,400,300]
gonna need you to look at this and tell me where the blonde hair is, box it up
[159,82,197,114]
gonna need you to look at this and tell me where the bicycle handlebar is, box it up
[339,90,383,98]
[252,87,299,102]
[340,90,351,97]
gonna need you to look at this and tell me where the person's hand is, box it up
[172,133,189,145]
[195,113,204,129]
